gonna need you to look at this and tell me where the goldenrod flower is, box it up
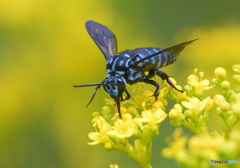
[163,64,240,168]
[163,129,240,168]
[169,104,186,127]
[107,114,137,141]
[88,84,170,167]
[87,64,240,168]
[182,97,211,118]
[186,68,214,97]
[162,128,188,159]
[169,108,180,120]
[88,117,112,145]
[129,83,155,107]
[220,80,230,90]
[135,101,167,127]
[204,99,216,113]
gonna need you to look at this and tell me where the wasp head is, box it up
[103,75,126,100]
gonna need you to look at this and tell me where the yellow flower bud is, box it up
[205,99,216,112]
[220,102,230,112]
[214,94,226,106]
[177,91,187,101]
[104,142,115,151]
[194,68,198,75]
[174,104,183,111]
[152,100,163,109]
[128,106,138,116]
[91,117,99,124]
[102,106,111,115]
[92,111,101,117]
[169,109,180,120]
[199,71,204,78]
[221,81,230,90]
[185,110,193,118]
[184,85,191,93]
[161,98,168,107]
[187,74,198,85]
[194,90,203,98]
[120,106,128,115]
[215,67,227,80]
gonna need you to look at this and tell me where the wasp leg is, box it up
[124,89,131,100]
[120,95,124,101]
[148,69,157,78]
[143,78,159,100]
[120,90,131,101]
[87,85,101,107]
[153,67,183,92]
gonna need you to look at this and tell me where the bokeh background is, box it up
[0,1,240,168]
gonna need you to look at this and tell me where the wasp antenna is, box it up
[73,83,102,87]
[73,82,103,106]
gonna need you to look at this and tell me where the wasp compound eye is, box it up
[103,76,126,100]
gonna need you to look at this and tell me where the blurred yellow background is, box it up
[0,1,239,167]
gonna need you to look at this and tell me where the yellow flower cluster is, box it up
[163,64,240,167]
[168,69,215,134]
[162,128,240,168]
[212,65,240,136]
[88,64,240,168]
[167,65,240,134]
[185,68,214,98]
[88,84,168,168]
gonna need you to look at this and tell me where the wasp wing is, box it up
[167,38,199,56]
[130,38,199,67]
[85,20,118,60]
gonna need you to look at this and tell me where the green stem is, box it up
[145,141,152,163]
[116,141,153,168]
[140,141,152,168]
[223,116,240,138]
[183,120,196,133]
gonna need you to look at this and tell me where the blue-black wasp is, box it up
[74,20,198,119]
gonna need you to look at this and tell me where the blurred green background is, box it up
[0,1,240,168]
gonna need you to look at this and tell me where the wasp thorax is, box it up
[103,75,126,100]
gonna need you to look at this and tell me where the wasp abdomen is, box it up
[132,48,176,71]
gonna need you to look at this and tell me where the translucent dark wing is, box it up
[85,20,118,60]
[130,38,199,67]
[167,38,199,56]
